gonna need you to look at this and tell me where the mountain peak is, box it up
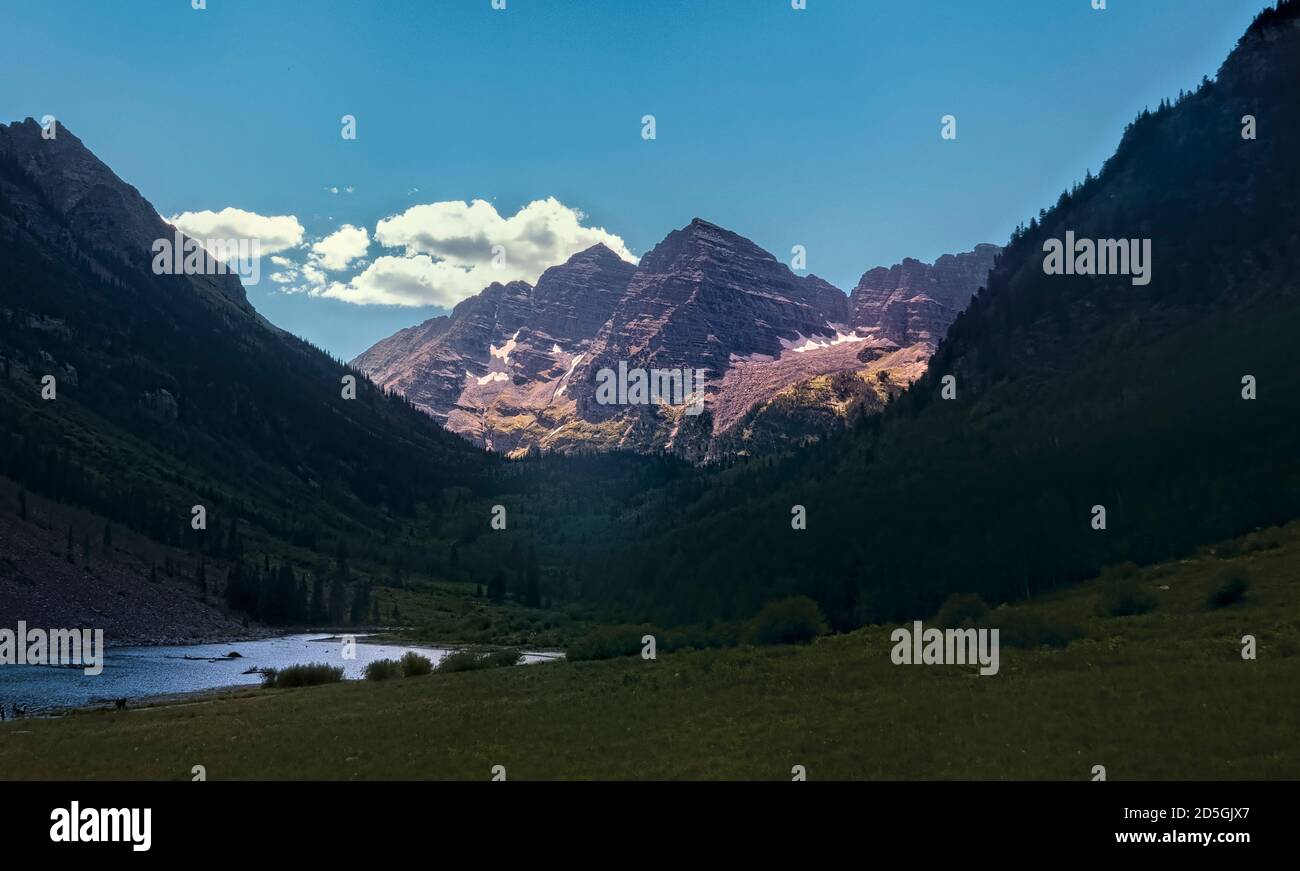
[0,116,254,316]
[563,241,621,264]
[681,216,740,240]
[1,117,141,222]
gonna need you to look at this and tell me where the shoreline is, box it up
[3,635,566,719]
[104,626,567,656]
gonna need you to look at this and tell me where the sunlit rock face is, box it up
[353,217,997,461]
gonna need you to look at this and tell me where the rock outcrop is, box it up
[848,244,1000,346]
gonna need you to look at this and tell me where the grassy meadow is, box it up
[2,522,1297,780]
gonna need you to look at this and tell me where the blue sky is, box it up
[2,0,1268,359]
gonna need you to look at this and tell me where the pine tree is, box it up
[225,559,258,615]
[524,545,541,608]
[66,525,75,563]
[18,488,27,521]
[102,521,113,553]
[488,569,507,602]
[328,576,348,625]
[225,517,242,561]
[310,567,327,625]
[509,542,527,601]
[350,581,371,625]
[295,577,309,624]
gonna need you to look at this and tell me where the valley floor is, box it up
[2,522,1298,780]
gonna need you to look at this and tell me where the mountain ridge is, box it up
[353,216,997,460]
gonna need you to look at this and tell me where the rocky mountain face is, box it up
[354,217,997,460]
[572,219,849,397]
[849,244,1001,346]
[356,217,993,462]
[353,244,639,452]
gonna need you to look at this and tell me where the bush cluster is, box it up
[260,663,344,688]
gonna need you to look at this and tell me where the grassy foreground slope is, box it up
[3,522,1297,780]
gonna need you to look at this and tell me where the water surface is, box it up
[0,634,557,714]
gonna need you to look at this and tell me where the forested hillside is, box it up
[570,1,1300,627]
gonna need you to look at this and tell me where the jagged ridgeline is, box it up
[353,219,997,463]
[577,2,1300,627]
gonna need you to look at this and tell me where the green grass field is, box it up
[2,523,1297,780]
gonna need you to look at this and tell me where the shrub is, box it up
[364,658,402,681]
[483,648,521,668]
[568,624,658,661]
[435,647,521,673]
[1206,570,1249,610]
[400,651,433,676]
[933,593,990,628]
[435,649,483,673]
[262,662,344,688]
[1214,539,1243,559]
[990,612,1084,649]
[663,621,740,652]
[1097,577,1157,617]
[746,596,828,646]
[1247,531,1283,553]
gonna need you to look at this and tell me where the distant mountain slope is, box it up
[584,0,1300,627]
[350,314,451,383]
[703,243,999,458]
[354,217,996,460]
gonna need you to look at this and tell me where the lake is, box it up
[0,634,559,714]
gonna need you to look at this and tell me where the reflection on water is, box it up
[0,634,558,714]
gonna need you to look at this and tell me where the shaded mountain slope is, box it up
[585,1,1300,626]
[0,119,491,598]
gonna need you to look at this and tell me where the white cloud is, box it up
[320,255,488,308]
[321,197,633,307]
[167,207,304,255]
[311,224,370,271]
[301,262,326,288]
[180,197,633,309]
